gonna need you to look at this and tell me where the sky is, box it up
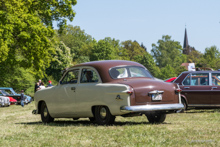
[56,0,220,53]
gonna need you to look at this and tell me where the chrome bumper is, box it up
[120,103,184,112]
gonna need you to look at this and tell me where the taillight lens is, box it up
[127,86,134,95]
[176,88,182,93]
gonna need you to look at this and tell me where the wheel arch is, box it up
[37,100,45,114]
[181,94,188,107]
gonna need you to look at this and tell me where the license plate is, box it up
[152,94,162,100]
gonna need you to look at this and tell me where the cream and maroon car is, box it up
[33,60,183,125]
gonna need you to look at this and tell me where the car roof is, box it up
[71,60,146,83]
[181,70,220,74]
[0,87,13,90]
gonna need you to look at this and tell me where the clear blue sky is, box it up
[57,0,220,53]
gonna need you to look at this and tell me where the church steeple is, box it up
[182,27,193,55]
[183,28,189,49]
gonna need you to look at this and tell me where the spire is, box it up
[183,28,189,49]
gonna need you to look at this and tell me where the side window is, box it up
[80,68,99,83]
[212,73,220,85]
[61,69,79,84]
[191,73,209,86]
[183,75,190,85]
[110,68,128,79]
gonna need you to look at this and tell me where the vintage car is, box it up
[174,70,220,112]
[0,96,10,107]
[33,60,183,125]
[0,87,32,104]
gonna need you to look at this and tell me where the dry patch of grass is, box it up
[0,103,220,146]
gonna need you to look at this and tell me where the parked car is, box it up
[165,77,177,83]
[0,96,10,107]
[0,87,32,104]
[8,97,17,105]
[33,60,183,125]
[174,70,220,112]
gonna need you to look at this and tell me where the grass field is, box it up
[0,103,220,147]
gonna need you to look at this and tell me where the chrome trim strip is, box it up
[182,90,215,92]
[120,103,184,112]
[148,90,164,95]
[188,104,220,107]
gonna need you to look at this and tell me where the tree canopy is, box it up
[0,0,77,72]
[151,35,186,68]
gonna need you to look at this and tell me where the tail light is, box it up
[176,88,182,93]
[127,86,134,95]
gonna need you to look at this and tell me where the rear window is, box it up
[109,66,153,79]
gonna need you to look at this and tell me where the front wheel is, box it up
[145,112,166,124]
[41,102,54,123]
[95,106,115,125]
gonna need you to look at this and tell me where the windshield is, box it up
[3,89,16,95]
[109,66,153,79]
[0,90,7,96]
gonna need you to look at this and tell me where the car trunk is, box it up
[116,78,179,105]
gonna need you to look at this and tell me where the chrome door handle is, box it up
[184,87,190,89]
[71,87,76,90]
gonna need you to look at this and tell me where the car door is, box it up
[74,68,101,117]
[210,72,220,106]
[50,69,79,117]
[181,73,212,106]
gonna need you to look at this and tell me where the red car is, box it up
[8,97,17,105]
[165,77,177,83]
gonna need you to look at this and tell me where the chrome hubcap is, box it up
[100,107,107,119]
[43,107,48,117]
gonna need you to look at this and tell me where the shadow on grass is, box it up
[16,120,171,127]
[185,109,220,114]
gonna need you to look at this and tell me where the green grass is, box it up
[0,103,220,147]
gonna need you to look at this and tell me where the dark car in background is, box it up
[0,87,32,104]
[174,70,220,112]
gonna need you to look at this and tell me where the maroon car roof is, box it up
[73,60,146,83]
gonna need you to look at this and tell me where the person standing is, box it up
[34,82,40,92]
[38,79,42,86]
[39,82,45,89]
[20,90,25,107]
[47,81,53,87]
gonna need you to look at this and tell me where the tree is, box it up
[158,65,177,80]
[202,46,220,70]
[46,41,73,81]
[58,25,93,53]
[0,65,35,95]
[30,0,77,32]
[0,0,77,77]
[187,49,203,63]
[121,40,146,60]
[134,52,160,77]
[151,35,186,68]
[90,38,121,61]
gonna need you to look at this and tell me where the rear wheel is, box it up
[145,112,166,124]
[41,102,54,123]
[95,106,115,125]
